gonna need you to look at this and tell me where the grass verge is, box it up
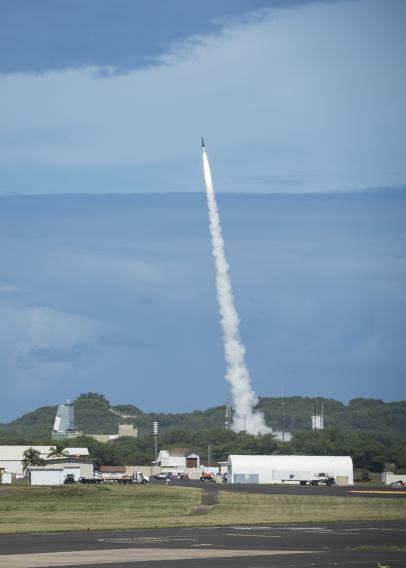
[1,484,405,534]
[202,491,406,525]
[351,545,406,552]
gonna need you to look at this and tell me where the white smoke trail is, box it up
[202,147,271,436]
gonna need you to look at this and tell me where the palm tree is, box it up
[22,448,46,472]
[47,444,68,459]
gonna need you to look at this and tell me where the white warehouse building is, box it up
[228,455,354,485]
[0,446,89,475]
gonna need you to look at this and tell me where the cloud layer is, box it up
[0,0,405,194]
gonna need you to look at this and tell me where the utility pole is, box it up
[153,421,158,462]
[208,444,212,468]
[281,397,285,443]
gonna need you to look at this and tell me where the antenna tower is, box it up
[224,399,233,430]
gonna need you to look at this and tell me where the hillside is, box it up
[0,393,405,443]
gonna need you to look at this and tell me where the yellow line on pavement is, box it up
[350,490,406,495]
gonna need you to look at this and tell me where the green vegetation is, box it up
[47,444,68,458]
[351,544,406,552]
[1,393,405,472]
[1,393,405,441]
[258,396,406,433]
[206,491,406,526]
[0,485,405,534]
[21,448,45,472]
[0,484,201,534]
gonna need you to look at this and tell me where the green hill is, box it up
[0,393,405,444]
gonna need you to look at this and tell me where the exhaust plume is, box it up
[202,146,271,436]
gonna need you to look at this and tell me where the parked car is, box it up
[153,472,167,480]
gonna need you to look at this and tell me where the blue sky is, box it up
[1,0,405,194]
[1,192,405,421]
[0,0,405,421]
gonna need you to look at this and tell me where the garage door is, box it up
[234,473,259,484]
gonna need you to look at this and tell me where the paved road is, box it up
[169,479,406,499]
[1,521,405,567]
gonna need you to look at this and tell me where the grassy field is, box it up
[1,484,405,534]
[0,484,201,534]
[204,491,406,525]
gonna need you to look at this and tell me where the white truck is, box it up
[282,472,336,486]
[132,472,149,484]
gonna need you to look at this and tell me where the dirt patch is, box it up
[189,491,219,515]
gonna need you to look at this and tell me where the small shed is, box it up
[1,472,12,484]
[228,455,354,485]
[46,457,94,479]
[30,467,64,485]
[158,448,200,471]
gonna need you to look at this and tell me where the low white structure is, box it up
[273,431,293,443]
[228,455,354,485]
[157,449,200,472]
[382,472,406,485]
[1,472,12,484]
[39,457,93,479]
[29,466,81,485]
[0,446,89,475]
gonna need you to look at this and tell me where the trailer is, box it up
[80,472,149,485]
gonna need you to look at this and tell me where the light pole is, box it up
[153,421,158,462]
[281,398,285,444]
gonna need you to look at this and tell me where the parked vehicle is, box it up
[132,472,149,484]
[200,471,214,482]
[79,477,102,484]
[297,473,336,486]
[153,472,167,480]
[64,473,75,484]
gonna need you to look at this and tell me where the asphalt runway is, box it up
[171,479,406,499]
[1,521,405,567]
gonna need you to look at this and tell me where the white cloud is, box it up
[0,304,100,365]
[0,0,405,192]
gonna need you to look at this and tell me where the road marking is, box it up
[98,537,196,543]
[0,548,316,567]
[225,533,281,538]
[349,490,406,495]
